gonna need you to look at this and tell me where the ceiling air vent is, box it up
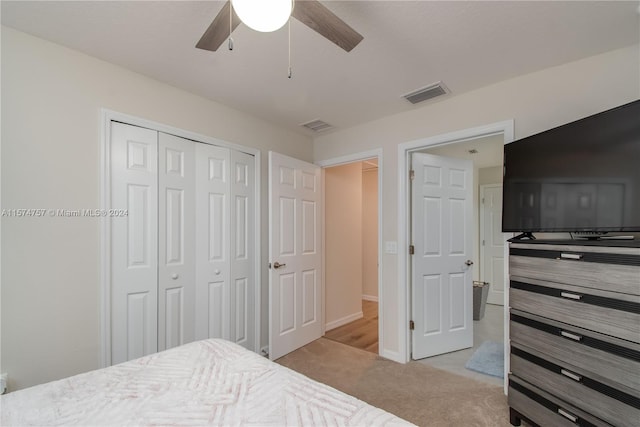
[301,119,333,132]
[403,81,449,105]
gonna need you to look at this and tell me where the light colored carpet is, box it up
[465,341,505,378]
[276,338,511,427]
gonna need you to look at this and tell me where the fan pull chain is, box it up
[288,18,292,78]
[228,2,234,51]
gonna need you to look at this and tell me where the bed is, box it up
[0,339,414,426]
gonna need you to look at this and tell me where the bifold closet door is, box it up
[230,150,255,349]
[111,122,257,365]
[111,123,159,365]
[111,126,197,362]
[196,144,256,350]
[194,144,256,349]
[195,143,231,341]
[158,133,196,352]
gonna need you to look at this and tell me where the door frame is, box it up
[315,148,384,357]
[397,120,513,389]
[100,109,262,367]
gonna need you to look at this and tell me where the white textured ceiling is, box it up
[2,1,638,136]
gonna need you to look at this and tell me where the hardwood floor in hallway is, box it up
[323,300,378,354]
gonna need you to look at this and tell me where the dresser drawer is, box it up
[511,345,640,426]
[509,244,640,295]
[510,311,640,392]
[509,376,612,427]
[510,277,640,343]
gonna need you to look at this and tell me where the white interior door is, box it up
[268,152,322,360]
[195,143,231,342]
[158,133,196,351]
[480,184,506,306]
[229,150,256,349]
[411,153,474,360]
[111,122,158,365]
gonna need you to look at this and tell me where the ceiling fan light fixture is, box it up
[231,0,293,33]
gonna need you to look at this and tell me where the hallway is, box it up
[324,300,378,354]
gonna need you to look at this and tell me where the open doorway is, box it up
[322,158,380,354]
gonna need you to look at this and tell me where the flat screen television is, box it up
[502,100,640,235]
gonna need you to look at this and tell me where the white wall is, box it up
[362,168,378,300]
[479,166,503,186]
[313,45,640,361]
[324,163,363,329]
[0,27,313,390]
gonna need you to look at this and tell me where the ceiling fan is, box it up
[196,0,363,53]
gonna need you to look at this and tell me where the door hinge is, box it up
[409,245,415,255]
[482,197,485,204]
[409,169,415,181]
[268,262,272,269]
[409,320,415,330]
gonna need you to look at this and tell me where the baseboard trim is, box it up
[325,311,363,331]
[382,349,405,364]
[362,294,379,302]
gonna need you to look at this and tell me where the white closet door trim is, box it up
[100,109,261,367]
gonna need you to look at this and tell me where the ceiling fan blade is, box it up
[292,0,363,52]
[196,1,241,52]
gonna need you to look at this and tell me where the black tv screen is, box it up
[502,100,640,233]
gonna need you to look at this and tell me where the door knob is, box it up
[273,262,286,269]
[171,273,179,280]
[465,260,474,266]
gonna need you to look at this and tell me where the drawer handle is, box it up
[558,408,578,423]
[560,330,583,341]
[560,253,583,260]
[560,369,583,382]
[560,292,582,301]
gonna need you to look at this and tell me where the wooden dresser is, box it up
[507,239,640,427]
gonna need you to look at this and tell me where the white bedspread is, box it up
[1,339,414,426]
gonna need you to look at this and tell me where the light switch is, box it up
[385,241,398,254]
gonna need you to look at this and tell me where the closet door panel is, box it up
[196,144,231,340]
[207,281,225,338]
[230,150,255,350]
[110,121,257,362]
[111,122,158,365]
[158,133,196,352]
